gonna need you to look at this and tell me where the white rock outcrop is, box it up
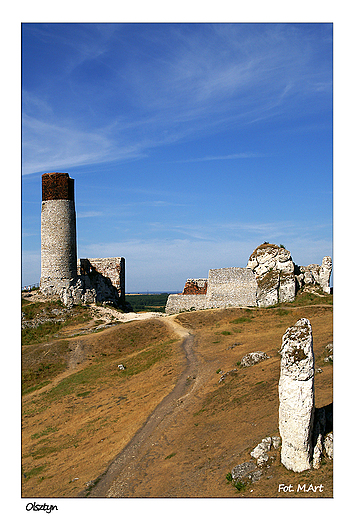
[295,256,332,294]
[240,351,269,367]
[324,432,333,459]
[278,318,315,472]
[247,244,296,307]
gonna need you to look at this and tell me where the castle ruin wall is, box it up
[182,278,208,295]
[39,172,125,307]
[165,294,209,314]
[207,267,257,308]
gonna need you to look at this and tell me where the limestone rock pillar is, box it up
[278,318,315,472]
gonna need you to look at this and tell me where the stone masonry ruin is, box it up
[40,172,125,308]
[165,243,332,314]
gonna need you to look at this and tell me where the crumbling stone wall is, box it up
[165,267,257,314]
[164,294,209,314]
[40,172,125,308]
[77,257,125,307]
[182,278,208,295]
[165,243,332,314]
[207,267,257,308]
[79,258,125,300]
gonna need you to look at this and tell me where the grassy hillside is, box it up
[21,292,333,498]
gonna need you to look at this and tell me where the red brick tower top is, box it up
[42,172,75,201]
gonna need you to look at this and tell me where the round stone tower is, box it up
[40,172,78,296]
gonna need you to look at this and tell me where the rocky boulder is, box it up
[295,256,332,294]
[247,244,296,307]
[240,351,269,367]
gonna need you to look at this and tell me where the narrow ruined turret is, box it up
[40,172,78,296]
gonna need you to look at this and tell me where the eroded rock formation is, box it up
[247,244,296,307]
[278,318,315,472]
[295,256,332,294]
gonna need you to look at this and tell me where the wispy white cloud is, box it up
[21,111,146,175]
[176,152,266,163]
[22,24,332,176]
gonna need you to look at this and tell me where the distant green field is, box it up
[125,293,170,312]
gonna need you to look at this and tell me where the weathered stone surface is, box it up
[207,267,257,308]
[218,368,237,383]
[240,351,269,367]
[231,461,257,480]
[165,294,209,314]
[319,257,332,294]
[295,257,332,294]
[278,318,315,472]
[165,267,257,313]
[247,244,296,307]
[312,433,323,469]
[324,342,333,363]
[272,436,281,449]
[165,244,331,314]
[250,437,272,461]
[182,278,208,295]
[324,432,333,459]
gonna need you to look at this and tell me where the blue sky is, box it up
[22,23,333,292]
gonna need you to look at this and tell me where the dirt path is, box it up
[82,316,199,497]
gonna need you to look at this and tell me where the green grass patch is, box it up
[42,339,176,402]
[165,452,177,460]
[221,331,232,336]
[21,300,92,345]
[114,340,177,378]
[22,322,63,345]
[22,380,52,396]
[233,480,247,491]
[23,464,47,480]
[226,472,233,483]
[44,363,105,402]
[22,361,67,395]
[77,390,91,398]
[31,426,58,440]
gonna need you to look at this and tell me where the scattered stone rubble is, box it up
[250,436,282,466]
[240,351,269,367]
[230,436,281,486]
[323,342,333,363]
[218,368,238,383]
[21,306,70,330]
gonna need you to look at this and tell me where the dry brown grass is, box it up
[22,300,333,498]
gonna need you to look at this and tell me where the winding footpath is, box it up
[81,316,198,498]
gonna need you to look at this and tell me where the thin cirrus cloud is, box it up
[22,24,331,176]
